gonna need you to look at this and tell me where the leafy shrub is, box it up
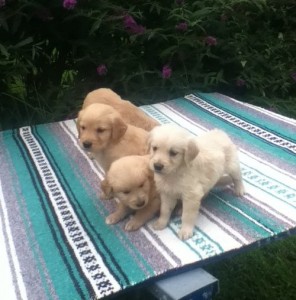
[0,0,296,129]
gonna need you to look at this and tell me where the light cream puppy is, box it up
[82,88,159,131]
[77,103,148,172]
[149,124,245,240]
[101,155,160,231]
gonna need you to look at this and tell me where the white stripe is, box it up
[214,93,296,126]
[215,194,275,235]
[243,194,295,227]
[147,223,202,265]
[185,94,296,153]
[140,226,178,268]
[20,127,121,297]
[200,208,248,245]
[0,181,28,300]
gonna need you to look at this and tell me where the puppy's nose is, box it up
[136,199,145,208]
[154,163,164,172]
[83,141,92,149]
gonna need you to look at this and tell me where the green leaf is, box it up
[13,37,34,49]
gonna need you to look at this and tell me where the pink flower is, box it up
[176,22,188,32]
[204,36,217,46]
[236,78,246,87]
[63,0,77,10]
[96,64,108,76]
[123,14,146,35]
[0,0,5,8]
[162,65,172,79]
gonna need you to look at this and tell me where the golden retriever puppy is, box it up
[149,124,245,240]
[82,88,159,131]
[77,103,148,172]
[101,155,160,231]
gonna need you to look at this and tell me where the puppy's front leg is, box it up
[178,193,202,240]
[106,202,131,225]
[125,198,160,231]
[153,193,177,231]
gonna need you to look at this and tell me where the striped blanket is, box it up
[1,92,296,300]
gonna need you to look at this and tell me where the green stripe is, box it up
[169,99,296,167]
[216,191,285,234]
[2,130,87,299]
[34,124,154,284]
[196,92,296,140]
[206,194,271,238]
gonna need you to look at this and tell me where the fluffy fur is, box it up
[149,124,245,240]
[77,103,148,172]
[82,88,159,131]
[101,155,160,231]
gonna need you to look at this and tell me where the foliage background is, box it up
[1,0,296,130]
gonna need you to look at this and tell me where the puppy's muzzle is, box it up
[135,198,146,209]
[83,141,92,150]
[153,162,164,173]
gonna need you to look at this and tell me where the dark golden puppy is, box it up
[82,88,159,131]
[101,155,160,231]
[77,103,148,172]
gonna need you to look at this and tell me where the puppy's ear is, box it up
[111,117,128,142]
[76,110,83,138]
[100,178,113,200]
[184,139,199,165]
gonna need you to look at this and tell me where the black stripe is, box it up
[194,92,296,144]
[180,97,296,154]
[13,128,91,299]
[32,124,130,286]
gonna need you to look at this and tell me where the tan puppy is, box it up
[149,124,245,240]
[77,103,148,172]
[101,155,160,231]
[82,88,159,131]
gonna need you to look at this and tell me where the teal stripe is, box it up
[168,99,296,167]
[206,194,271,238]
[197,227,224,252]
[2,130,87,299]
[215,191,285,234]
[241,163,296,210]
[34,124,154,284]
[168,223,203,259]
[196,92,296,141]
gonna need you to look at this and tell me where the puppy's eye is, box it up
[123,190,130,194]
[81,125,85,130]
[152,146,158,152]
[139,183,144,188]
[169,150,178,157]
[96,128,105,133]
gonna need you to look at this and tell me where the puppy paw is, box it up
[105,213,122,225]
[234,182,245,197]
[178,227,193,240]
[152,219,168,231]
[125,219,143,231]
[100,191,108,200]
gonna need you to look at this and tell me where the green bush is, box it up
[1,0,296,129]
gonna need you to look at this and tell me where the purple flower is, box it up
[220,14,228,22]
[0,0,5,7]
[236,78,246,87]
[176,22,188,32]
[63,0,77,10]
[96,64,108,76]
[123,14,146,35]
[291,72,296,82]
[34,8,53,21]
[204,36,217,46]
[162,65,172,79]
[176,0,185,5]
